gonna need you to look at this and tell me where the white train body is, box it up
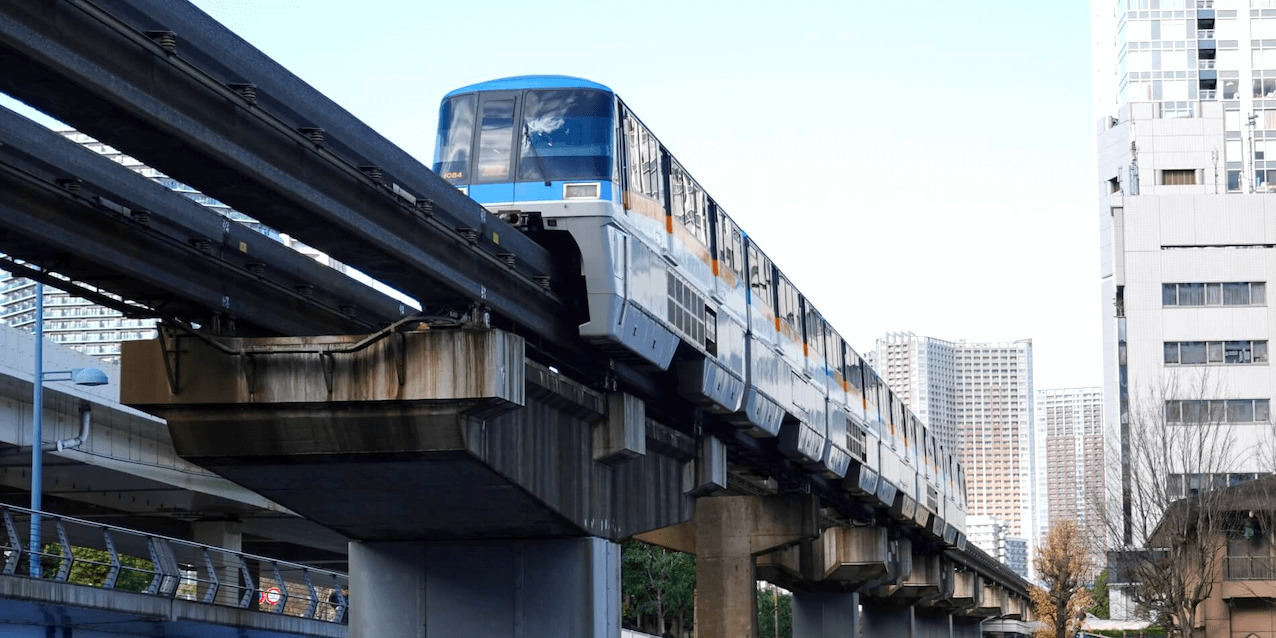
[433,75,963,547]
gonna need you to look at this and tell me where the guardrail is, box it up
[1225,554,1276,580]
[0,504,347,623]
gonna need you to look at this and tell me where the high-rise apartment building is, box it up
[868,334,1036,546]
[1035,387,1106,568]
[1095,0,1276,547]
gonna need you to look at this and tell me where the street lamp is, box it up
[30,279,109,577]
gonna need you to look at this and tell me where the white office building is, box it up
[1094,0,1276,617]
[1095,0,1276,526]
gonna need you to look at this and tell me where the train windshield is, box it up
[435,94,476,183]
[518,89,613,182]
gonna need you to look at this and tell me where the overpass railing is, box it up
[0,504,347,623]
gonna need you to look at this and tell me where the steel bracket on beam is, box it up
[158,328,182,395]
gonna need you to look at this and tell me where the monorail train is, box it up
[432,75,967,548]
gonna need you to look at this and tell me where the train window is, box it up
[747,244,772,302]
[670,162,709,247]
[624,114,642,198]
[434,94,476,183]
[518,90,613,182]
[476,98,515,181]
[848,357,864,391]
[623,111,663,202]
[716,211,744,279]
[825,329,843,372]
[804,305,825,360]
[776,275,798,328]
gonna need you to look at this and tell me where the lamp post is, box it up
[29,280,108,577]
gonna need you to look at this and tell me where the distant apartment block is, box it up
[1035,387,1105,569]
[867,333,1036,545]
[967,515,1029,579]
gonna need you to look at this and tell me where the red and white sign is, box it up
[259,586,283,605]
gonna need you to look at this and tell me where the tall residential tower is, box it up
[868,334,1036,545]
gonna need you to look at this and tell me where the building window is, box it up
[1163,282,1266,306]
[1160,169,1198,185]
[1164,340,1268,365]
[1165,399,1270,424]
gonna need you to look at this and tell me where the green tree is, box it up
[621,540,695,636]
[756,586,792,638]
[1090,569,1110,619]
[39,544,154,592]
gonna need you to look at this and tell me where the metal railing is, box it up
[1225,554,1276,580]
[1200,59,1216,69]
[1202,89,1218,100]
[1198,0,1214,7]
[0,504,347,623]
[1199,29,1216,39]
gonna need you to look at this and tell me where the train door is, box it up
[470,91,519,202]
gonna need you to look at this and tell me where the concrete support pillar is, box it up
[348,537,619,638]
[914,608,953,638]
[191,519,242,607]
[792,590,858,638]
[951,617,983,638]
[861,603,914,638]
[691,495,816,638]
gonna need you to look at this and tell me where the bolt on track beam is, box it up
[0,0,572,346]
[0,104,405,336]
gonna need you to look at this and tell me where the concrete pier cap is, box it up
[121,326,695,542]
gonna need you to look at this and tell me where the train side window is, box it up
[825,330,843,372]
[623,112,642,199]
[804,305,825,360]
[848,357,864,391]
[623,108,663,203]
[747,244,772,302]
[670,162,708,247]
[779,276,799,328]
[716,211,744,279]
[476,98,516,182]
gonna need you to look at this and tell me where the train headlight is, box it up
[563,183,600,199]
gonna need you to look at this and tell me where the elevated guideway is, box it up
[0,105,407,336]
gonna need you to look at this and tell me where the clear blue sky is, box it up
[12,0,1102,389]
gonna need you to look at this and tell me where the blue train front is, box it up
[432,75,966,550]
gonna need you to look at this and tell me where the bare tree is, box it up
[1031,519,1094,638]
[1100,370,1264,638]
